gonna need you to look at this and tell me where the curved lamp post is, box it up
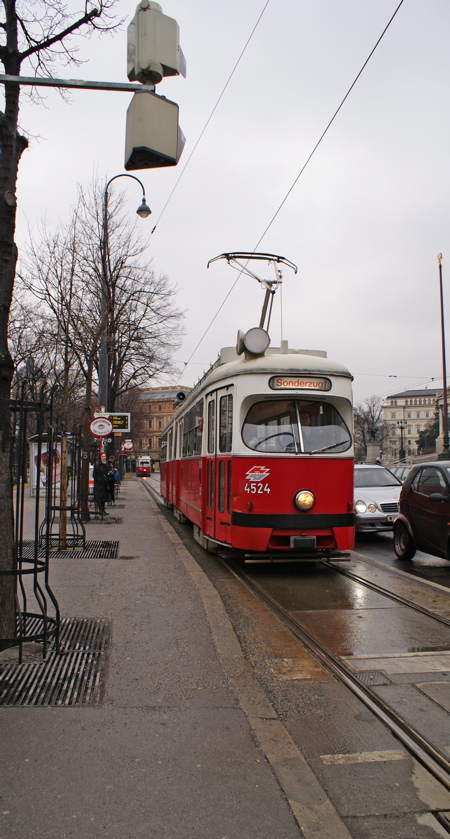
[98,174,151,412]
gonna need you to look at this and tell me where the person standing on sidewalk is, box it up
[107,456,118,503]
[93,452,110,517]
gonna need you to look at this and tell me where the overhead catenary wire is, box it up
[181,0,405,374]
[150,0,271,236]
[252,0,405,252]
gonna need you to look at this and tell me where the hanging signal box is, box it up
[127,0,186,86]
[125,90,185,170]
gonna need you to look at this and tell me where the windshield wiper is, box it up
[308,440,348,454]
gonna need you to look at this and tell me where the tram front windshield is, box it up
[242,399,351,454]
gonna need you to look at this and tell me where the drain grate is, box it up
[21,540,119,559]
[355,670,392,686]
[86,517,123,525]
[0,618,111,706]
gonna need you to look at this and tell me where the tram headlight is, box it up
[294,490,315,511]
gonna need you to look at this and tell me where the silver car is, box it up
[390,465,411,483]
[354,464,402,532]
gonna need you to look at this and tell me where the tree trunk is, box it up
[0,61,28,647]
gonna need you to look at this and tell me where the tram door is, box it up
[204,389,233,544]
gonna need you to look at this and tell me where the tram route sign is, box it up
[94,412,131,432]
[90,417,114,438]
[269,376,331,392]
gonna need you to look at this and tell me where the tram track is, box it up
[140,479,450,799]
[222,556,450,796]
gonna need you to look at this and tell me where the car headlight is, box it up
[294,490,315,511]
[355,500,378,514]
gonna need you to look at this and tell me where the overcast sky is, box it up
[12,0,450,406]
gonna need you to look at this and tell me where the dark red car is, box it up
[393,461,450,561]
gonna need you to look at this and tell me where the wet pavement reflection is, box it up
[245,545,450,661]
[355,532,450,588]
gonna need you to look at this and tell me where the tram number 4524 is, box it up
[244,482,271,494]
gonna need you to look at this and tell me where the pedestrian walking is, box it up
[93,452,110,516]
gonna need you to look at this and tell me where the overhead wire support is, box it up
[207,252,297,333]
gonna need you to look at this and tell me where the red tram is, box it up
[136,456,151,477]
[160,253,355,560]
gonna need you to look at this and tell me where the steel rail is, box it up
[224,558,450,793]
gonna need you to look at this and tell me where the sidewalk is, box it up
[0,477,349,839]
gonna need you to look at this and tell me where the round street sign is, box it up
[90,417,114,437]
[122,440,134,451]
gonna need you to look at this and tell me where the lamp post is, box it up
[397,420,407,463]
[98,174,151,413]
[437,254,450,460]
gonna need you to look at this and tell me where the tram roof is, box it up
[187,345,353,399]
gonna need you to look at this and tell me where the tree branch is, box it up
[19,8,100,61]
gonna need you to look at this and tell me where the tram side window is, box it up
[218,460,225,513]
[242,399,351,453]
[207,400,215,454]
[182,400,203,457]
[167,428,173,461]
[219,394,233,453]
[160,435,167,462]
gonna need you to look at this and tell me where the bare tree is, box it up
[17,177,184,516]
[74,179,184,406]
[0,1,121,647]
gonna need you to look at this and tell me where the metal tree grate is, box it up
[21,540,119,559]
[0,618,111,706]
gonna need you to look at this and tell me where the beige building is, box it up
[135,386,191,469]
[382,388,439,460]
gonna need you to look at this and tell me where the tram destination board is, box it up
[94,413,131,432]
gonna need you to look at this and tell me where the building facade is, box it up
[382,388,439,461]
[135,387,191,469]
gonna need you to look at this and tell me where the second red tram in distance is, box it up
[136,456,152,477]
[160,335,355,560]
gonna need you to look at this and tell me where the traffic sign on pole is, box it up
[90,417,114,437]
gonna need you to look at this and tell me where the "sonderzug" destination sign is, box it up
[269,376,331,391]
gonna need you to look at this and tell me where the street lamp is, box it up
[397,420,407,463]
[98,174,151,412]
[437,254,450,460]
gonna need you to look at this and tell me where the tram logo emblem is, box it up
[245,466,270,482]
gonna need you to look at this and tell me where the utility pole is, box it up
[438,254,450,460]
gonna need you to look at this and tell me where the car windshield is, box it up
[242,399,351,454]
[354,468,400,488]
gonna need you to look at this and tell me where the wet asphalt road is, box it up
[354,531,450,589]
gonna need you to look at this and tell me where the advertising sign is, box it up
[31,443,61,494]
